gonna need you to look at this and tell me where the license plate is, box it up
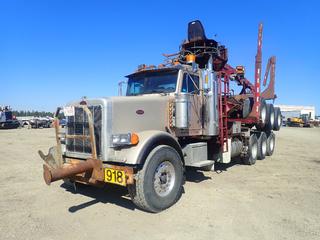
[104,168,126,186]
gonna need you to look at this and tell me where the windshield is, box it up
[126,70,178,96]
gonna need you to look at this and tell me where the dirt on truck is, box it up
[39,20,281,213]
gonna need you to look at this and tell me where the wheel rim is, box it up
[270,112,275,126]
[261,107,267,123]
[252,142,258,159]
[153,161,176,197]
[262,139,267,156]
[277,114,281,127]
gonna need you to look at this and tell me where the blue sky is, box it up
[1,0,319,114]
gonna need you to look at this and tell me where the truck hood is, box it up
[110,95,171,134]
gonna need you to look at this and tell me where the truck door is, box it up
[181,72,202,135]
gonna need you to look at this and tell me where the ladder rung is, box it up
[65,135,90,139]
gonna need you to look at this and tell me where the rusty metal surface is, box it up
[42,104,102,185]
[50,105,98,168]
[81,105,98,159]
[38,147,61,169]
[43,157,135,186]
[247,23,263,120]
[53,118,63,167]
[261,56,276,100]
[65,135,90,139]
[43,158,95,185]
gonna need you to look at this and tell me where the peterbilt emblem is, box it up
[136,109,144,115]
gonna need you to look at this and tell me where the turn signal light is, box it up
[130,133,139,145]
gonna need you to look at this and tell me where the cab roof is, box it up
[125,66,180,78]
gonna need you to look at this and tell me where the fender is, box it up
[109,130,184,167]
[136,131,184,166]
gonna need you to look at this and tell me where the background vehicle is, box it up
[39,20,281,212]
[30,117,53,129]
[301,113,314,127]
[287,117,304,127]
[0,106,20,129]
[287,113,316,128]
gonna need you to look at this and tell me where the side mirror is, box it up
[118,80,127,96]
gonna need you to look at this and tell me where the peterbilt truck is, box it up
[39,20,281,212]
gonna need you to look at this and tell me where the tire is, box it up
[266,132,275,156]
[257,132,267,160]
[128,145,184,213]
[256,103,275,132]
[242,134,258,165]
[256,100,267,130]
[273,107,281,131]
[242,97,254,118]
[265,104,275,131]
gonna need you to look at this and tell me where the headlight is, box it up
[111,133,139,147]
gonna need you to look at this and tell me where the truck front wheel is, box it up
[128,145,184,213]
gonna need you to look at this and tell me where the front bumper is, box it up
[41,155,134,187]
[39,105,134,187]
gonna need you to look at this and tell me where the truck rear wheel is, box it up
[257,132,267,160]
[265,104,275,131]
[257,103,275,132]
[242,134,258,165]
[273,107,281,131]
[242,97,253,118]
[266,132,275,156]
[128,145,184,213]
[256,100,267,129]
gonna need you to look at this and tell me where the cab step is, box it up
[187,160,215,168]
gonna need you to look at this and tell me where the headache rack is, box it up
[54,105,99,162]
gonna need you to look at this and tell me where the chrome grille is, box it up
[66,106,102,157]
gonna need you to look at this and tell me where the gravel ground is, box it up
[0,127,319,240]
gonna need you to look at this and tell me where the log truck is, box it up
[39,20,281,212]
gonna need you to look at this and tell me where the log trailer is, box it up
[39,20,281,212]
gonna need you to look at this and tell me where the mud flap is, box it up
[218,139,231,164]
